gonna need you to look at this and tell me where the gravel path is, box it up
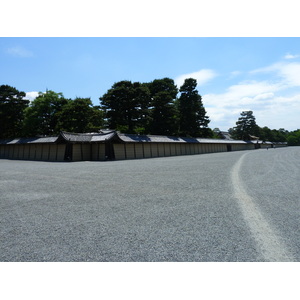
[1,147,299,261]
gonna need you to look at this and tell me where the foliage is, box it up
[0,85,29,139]
[258,127,288,143]
[177,78,211,137]
[286,129,300,146]
[228,111,299,145]
[100,81,150,134]
[23,91,104,136]
[147,78,178,135]
[229,111,260,140]
[23,90,68,136]
[57,98,103,133]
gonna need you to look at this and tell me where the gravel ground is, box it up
[0,147,299,261]
[239,147,300,260]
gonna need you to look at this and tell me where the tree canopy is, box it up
[23,90,68,136]
[57,98,104,133]
[100,77,213,137]
[100,81,150,134]
[229,111,260,140]
[0,85,29,139]
[147,78,178,135]
[23,90,103,137]
[177,78,211,137]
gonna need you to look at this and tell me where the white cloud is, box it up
[174,69,217,89]
[277,62,300,86]
[229,70,242,78]
[284,53,299,59]
[203,60,300,131]
[253,92,274,101]
[25,91,39,101]
[255,94,300,129]
[6,46,33,57]
[251,61,300,87]
[204,80,281,109]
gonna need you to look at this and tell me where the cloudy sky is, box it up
[1,1,300,132]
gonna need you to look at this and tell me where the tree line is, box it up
[1,82,299,145]
[0,78,213,139]
[227,110,300,145]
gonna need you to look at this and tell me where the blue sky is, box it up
[2,37,300,131]
[1,0,300,133]
[0,37,300,130]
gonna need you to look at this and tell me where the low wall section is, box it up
[0,138,287,162]
[0,144,66,161]
[112,142,249,160]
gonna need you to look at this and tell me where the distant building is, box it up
[217,131,233,140]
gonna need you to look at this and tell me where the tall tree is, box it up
[0,85,29,139]
[147,78,178,135]
[229,111,259,140]
[23,90,68,136]
[57,98,104,133]
[177,78,211,137]
[100,81,150,133]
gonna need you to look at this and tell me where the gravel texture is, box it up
[0,147,299,261]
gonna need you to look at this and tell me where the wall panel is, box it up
[135,143,144,159]
[82,144,91,161]
[143,144,151,158]
[158,144,164,157]
[151,143,158,157]
[125,144,135,159]
[55,144,65,161]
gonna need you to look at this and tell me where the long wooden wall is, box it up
[0,140,285,162]
[113,142,238,160]
[0,144,66,161]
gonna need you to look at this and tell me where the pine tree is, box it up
[230,111,259,140]
[178,78,210,137]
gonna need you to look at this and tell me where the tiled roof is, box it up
[218,131,233,140]
[58,131,119,143]
[118,133,249,144]
[59,132,93,142]
[0,130,281,145]
[91,131,118,142]
[0,136,58,144]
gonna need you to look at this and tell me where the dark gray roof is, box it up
[58,132,93,142]
[218,131,233,140]
[118,133,249,144]
[57,131,119,143]
[0,136,58,145]
[0,130,283,145]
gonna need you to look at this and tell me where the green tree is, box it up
[258,127,288,143]
[147,78,178,135]
[229,111,259,140]
[57,98,104,133]
[287,129,300,146]
[23,90,68,136]
[177,78,211,137]
[258,126,273,142]
[89,105,105,132]
[0,85,29,138]
[100,81,150,133]
[212,128,222,139]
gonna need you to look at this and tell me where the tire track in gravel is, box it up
[231,152,293,262]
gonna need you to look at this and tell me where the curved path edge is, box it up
[231,152,293,262]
